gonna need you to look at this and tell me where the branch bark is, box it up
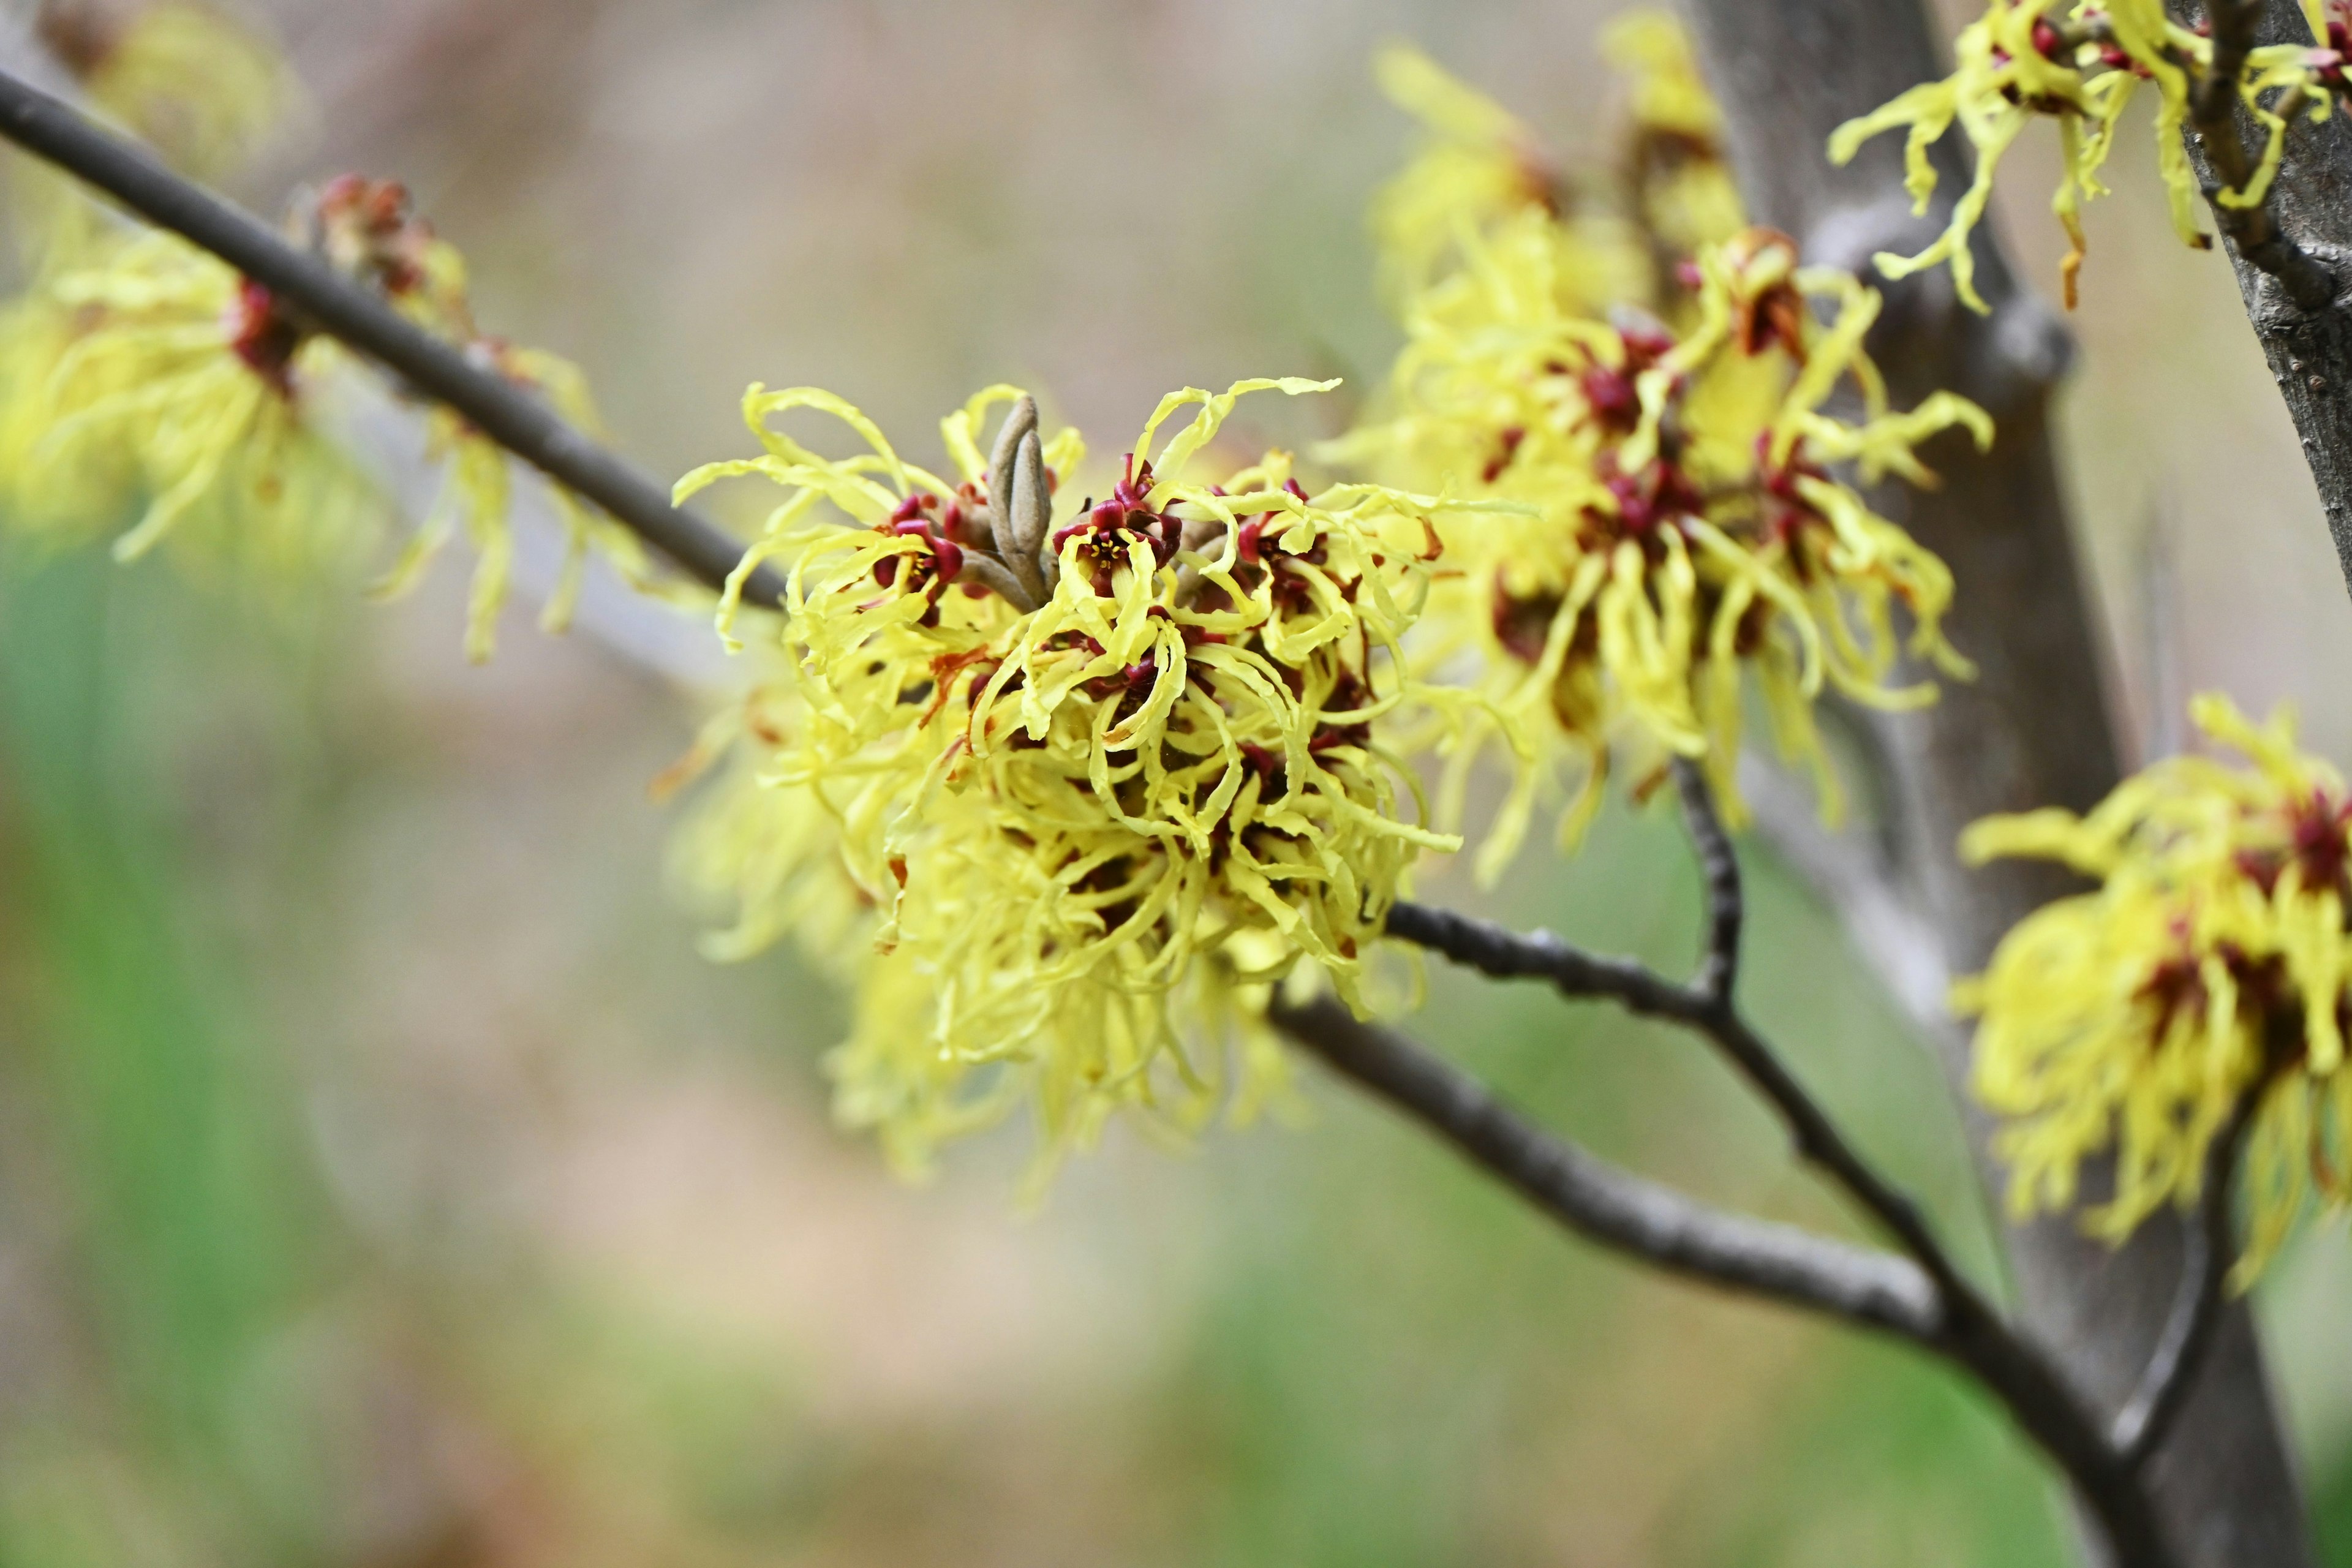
[1267,993,1943,1340]
[1366,874,2184,1564]
[2111,1087,2261,1464]
[2192,0,2339,308]
[2172,0,2352,601]
[1672,2,2314,1563]
[0,69,780,610]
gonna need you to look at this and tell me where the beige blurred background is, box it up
[0,1,2347,1564]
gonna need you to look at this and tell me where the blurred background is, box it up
[0,0,2346,1562]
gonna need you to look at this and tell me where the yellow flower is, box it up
[1368,42,1648,318]
[1604,12,1747,265]
[380,341,667,662]
[1332,227,1984,877]
[0,178,659,654]
[1831,0,2345,311]
[39,0,291,179]
[1370,16,1744,332]
[0,227,379,576]
[676,379,1480,1174]
[300,175,670,657]
[660,667,878,971]
[1958,695,2352,1280]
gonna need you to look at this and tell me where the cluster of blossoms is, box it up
[0,7,663,657]
[1833,0,2352,310]
[1336,42,1984,874]
[1959,697,2352,1279]
[13,2,2350,1284]
[668,381,1492,1175]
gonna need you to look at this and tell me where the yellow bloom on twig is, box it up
[0,176,661,655]
[0,227,377,576]
[1332,226,1984,877]
[1959,695,2352,1281]
[674,379,1491,1175]
[1830,0,2350,311]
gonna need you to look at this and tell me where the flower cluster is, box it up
[671,380,1484,1175]
[0,164,658,655]
[1336,26,1985,878]
[1339,214,1983,870]
[1958,696,2352,1279]
[1832,0,2352,311]
[0,226,379,578]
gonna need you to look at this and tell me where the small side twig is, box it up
[2109,1082,2266,1464]
[0,68,780,608]
[1387,766,1971,1317]
[2193,0,2339,310]
[1673,758,1743,1003]
[1266,993,1943,1341]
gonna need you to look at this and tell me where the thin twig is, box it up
[2111,1082,2265,1464]
[1382,758,2181,1561]
[2193,0,2338,310]
[1272,963,2174,1564]
[0,68,781,608]
[1385,894,1981,1293]
[1673,758,1743,1003]
[1387,767,1972,1314]
[1267,993,1942,1340]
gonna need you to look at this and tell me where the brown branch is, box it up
[1673,758,1743,1003]
[1369,887,2182,1564]
[1382,892,1954,1277]
[2193,0,2339,309]
[1388,766,1971,1314]
[1381,753,2201,1564]
[1267,993,1942,1340]
[2111,1084,2264,1464]
[0,67,782,609]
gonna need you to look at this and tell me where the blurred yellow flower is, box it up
[0,176,658,655]
[0,228,378,576]
[1368,41,1646,319]
[1332,227,1983,876]
[1604,12,1747,268]
[1370,15,1745,333]
[38,0,290,179]
[1959,695,2352,1280]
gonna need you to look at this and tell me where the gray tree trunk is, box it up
[1673,2,2316,1564]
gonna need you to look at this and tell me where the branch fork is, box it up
[1299,763,2250,1567]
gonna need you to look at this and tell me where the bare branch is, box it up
[2111,1085,2265,1465]
[1389,835,1977,1319]
[1382,900,1691,1015]
[1273,978,2176,1564]
[1673,758,1743,1003]
[1265,993,1943,1340]
[0,67,780,608]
